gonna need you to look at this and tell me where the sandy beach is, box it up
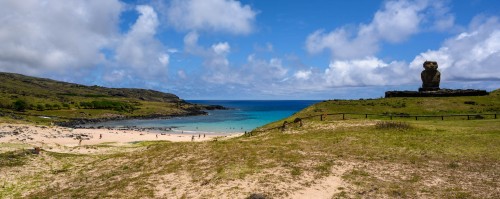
[0,123,242,153]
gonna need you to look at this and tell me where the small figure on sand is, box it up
[191,135,195,141]
[156,134,158,138]
[99,134,102,139]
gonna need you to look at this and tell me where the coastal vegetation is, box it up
[0,72,220,125]
[1,88,498,198]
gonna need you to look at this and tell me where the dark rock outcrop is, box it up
[202,105,229,110]
[385,89,488,98]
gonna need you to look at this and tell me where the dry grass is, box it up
[0,118,497,198]
[2,90,499,198]
[375,121,412,130]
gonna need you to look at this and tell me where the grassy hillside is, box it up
[1,90,499,198]
[0,72,214,124]
[260,89,500,129]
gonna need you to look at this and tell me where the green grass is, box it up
[0,72,219,124]
[20,119,499,198]
[2,89,499,198]
[0,150,33,167]
[260,89,500,130]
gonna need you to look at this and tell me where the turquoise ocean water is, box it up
[87,100,320,133]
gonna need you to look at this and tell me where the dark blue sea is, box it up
[88,100,320,133]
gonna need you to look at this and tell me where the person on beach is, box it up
[99,134,102,139]
[156,134,158,138]
[204,134,205,138]
[198,134,200,138]
[191,135,195,141]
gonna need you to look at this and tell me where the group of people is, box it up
[191,134,206,141]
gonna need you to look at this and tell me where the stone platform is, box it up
[385,89,488,98]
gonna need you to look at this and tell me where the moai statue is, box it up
[419,61,440,91]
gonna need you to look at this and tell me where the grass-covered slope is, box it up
[0,72,211,124]
[0,72,181,102]
[1,90,499,198]
[261,89,500,129]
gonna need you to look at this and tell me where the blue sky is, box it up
[0,0,499,99]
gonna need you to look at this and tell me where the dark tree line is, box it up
[79,100,136,112]
[1,99,136,112]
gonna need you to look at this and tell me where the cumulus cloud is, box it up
[245,55,288,81]
[113,5,169,82]
[103,70,127,83]
[212,42,230,55]
[324,57,409,87]
[294,70,312,80]
[306,0,454,59]
[181,32,235,83]
[0,1,170,88]
[0,0,123,76]
[410,16,500,81]
[306,29,379,59]
[165,0,256,34]
[306,15,500,89]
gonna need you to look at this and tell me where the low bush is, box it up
[375,121,411,130]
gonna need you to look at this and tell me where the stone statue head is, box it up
[423,61,438,70]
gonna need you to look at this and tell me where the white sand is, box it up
[0,123,242,152]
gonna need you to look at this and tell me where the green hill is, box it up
[0,72,213,124]
[2,89,499,198]
[258,89,500,130]
[1,80,499,198]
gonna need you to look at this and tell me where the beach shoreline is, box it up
[0,123,243,153]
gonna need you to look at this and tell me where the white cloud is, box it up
[308,16,500,89]
[294,70,312,80]
[305,0,454,59]
[306,29,379,59]
[103,70,127,83]
[324,57,409,87]
[158,53,170,66]
[0,0,123,76]
[0,1,172,88]
[196,53,289,87]
[167,48,179,53]
[181,32,235,83]
[410,17,500,81]
[212,42,230,55]
[368,0,428,43]
[113,5,169,82]
[165,0,256,34]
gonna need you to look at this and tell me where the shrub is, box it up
[45,103,52,110]
[464,101,477,105]
[79,100,135,112]
[62,103,70,109]
[375,121,411,130]
[36,104,44,111]
[13,99,28,112]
